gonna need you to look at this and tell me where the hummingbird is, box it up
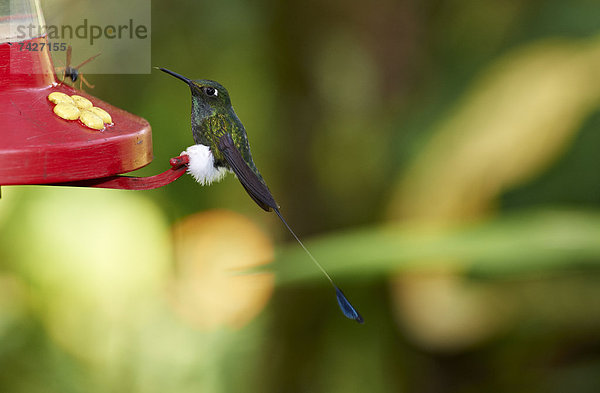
[158,67,363,324]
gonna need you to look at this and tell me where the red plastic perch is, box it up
[49,155,190,190]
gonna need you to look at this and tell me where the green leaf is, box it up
[272,209,600,284]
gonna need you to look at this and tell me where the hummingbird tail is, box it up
[273,208,364,323]
[273,208,334,285]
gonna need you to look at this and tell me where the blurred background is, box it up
[2,0,600,392]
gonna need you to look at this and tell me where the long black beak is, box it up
[156,67,193,85]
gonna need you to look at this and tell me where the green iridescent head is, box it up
[157,67,232,115]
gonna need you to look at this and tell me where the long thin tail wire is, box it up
[273,208,335,287]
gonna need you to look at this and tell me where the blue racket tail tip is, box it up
[335,287,364,323]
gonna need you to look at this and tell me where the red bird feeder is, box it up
[0,2,188,192]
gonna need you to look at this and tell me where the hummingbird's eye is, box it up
[203,87,218,97]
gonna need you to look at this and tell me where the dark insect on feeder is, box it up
[56,45,101,90]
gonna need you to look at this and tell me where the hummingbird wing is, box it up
[218,133,279,212]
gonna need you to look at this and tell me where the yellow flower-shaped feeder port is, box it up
[48,92,113,130]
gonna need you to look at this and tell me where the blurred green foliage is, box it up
[2,0,600,392]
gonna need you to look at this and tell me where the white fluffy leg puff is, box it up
[180,144,229,185]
